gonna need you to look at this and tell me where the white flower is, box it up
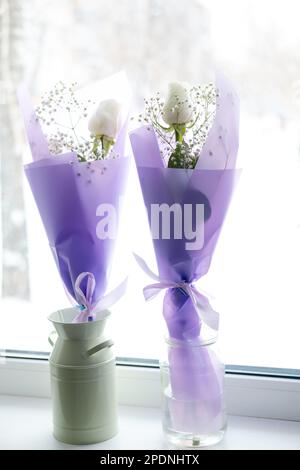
[162,81,194,126]
[88,99,122,140]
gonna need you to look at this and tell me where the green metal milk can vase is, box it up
[48,307,117,445]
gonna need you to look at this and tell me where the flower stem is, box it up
[92,135,101,158]
[102,136,114,157]
[92,135,114,159]
[174,124,186,144]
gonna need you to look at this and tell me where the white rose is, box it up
[88,99,122,140]
[162,81,194,126]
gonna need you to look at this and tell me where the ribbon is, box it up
[73,272,127,323]
[133,253,219,331]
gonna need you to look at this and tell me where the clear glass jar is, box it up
[160,336,226,448]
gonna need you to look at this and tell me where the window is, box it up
[1,0,300,373]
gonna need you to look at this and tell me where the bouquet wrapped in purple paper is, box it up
[19,74,130,323]
[130,73,239,442]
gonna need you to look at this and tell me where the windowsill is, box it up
[1,394,300,450]
[2,359,300,421]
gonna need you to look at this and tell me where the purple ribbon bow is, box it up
[134,253,219,331]
[72,272,128,323]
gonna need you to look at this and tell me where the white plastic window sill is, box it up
[1,394,300,450]
[1,359,300,449]
[1,359,300,420]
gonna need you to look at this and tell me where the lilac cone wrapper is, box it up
[130,73,240,433]
[19,77,129,322]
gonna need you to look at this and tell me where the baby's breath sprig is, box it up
[36,82,112,162]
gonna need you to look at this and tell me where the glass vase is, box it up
[160,336,226,448]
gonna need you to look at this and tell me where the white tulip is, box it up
[88,99,122,140]
[162,81,194,126]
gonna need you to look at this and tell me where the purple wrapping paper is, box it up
[19,84,129,316]
[130,73,239,433]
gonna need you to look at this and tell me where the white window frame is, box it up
[1,358,300,422]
